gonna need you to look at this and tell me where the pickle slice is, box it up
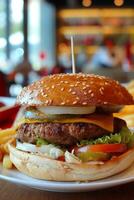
[77,151,110,162]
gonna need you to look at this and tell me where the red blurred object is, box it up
[58,155,65,162]
[39,68,48,77]
[0,72,8,96]
[51,65,65,74]
[105,39,115,49]
[0,105,20,129]
[0,102,5,107]
[125,40,132,68]
[39,51,47,60]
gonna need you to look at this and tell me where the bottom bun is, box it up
[8,143,134,181]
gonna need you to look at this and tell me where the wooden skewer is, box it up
[71,36,76,74]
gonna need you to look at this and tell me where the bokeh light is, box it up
[114,0,124,7]
[82,0,92,7]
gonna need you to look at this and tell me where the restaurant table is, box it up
[0,180,134,200]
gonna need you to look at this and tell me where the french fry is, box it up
[3,155,12,169]
[115,80,134,128]
[0,138,15,153]
[0,135,15,145]
[0,128,16,145]
[0,128,16,161]
[0,126,16,167]
[0,128,16,138]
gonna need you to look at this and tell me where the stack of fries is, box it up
[0,128,16,169]
[114,80,134,128]
[0,107,23,169]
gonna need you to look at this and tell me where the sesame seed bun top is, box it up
[16,73,134,107]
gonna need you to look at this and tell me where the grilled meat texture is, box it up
[16,118,126,145]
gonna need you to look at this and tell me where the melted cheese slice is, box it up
[17,114,114,132]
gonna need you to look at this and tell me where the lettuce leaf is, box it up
[78,127,134,148]
[36,138,49,146]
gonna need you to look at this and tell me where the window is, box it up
[0,0,6,62]
[0,0,55,73]
[10,0,24,64]
[0,0,23,73]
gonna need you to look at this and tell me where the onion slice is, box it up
[16,141,64,159]
[38,106,96,115]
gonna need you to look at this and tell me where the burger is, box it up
[8,73,134,181]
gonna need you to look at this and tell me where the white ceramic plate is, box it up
[0,163,134,192]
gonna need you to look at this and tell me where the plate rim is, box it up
[0,166,134,192]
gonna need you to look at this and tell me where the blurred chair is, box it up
[126,71,134,82]
[88,68,128,83]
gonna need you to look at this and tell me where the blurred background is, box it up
[0,0,134,97]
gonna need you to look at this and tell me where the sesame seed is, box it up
[104,82,109,85]
[91,93,94,97]
[69,88,72,92]
[51,85,55,89]
[104,102,108,104]
[84,92,87,95]
[72,91,76,95]
[65,81,68,84]
[99,88,104,95]
[82,102,87,105]
[70,84,74,87]
[83,86,87,90]
[43,94,48,97]
[76,97,80,100]
[61,87,64,91]
[73,101,77,105]
[61,102,65,105]
[88,90,92,94]
[82,82,86,86]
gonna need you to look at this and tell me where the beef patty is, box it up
[16,118,126,145]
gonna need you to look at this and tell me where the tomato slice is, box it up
[77,144,127,154]
[58,155,65,161]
